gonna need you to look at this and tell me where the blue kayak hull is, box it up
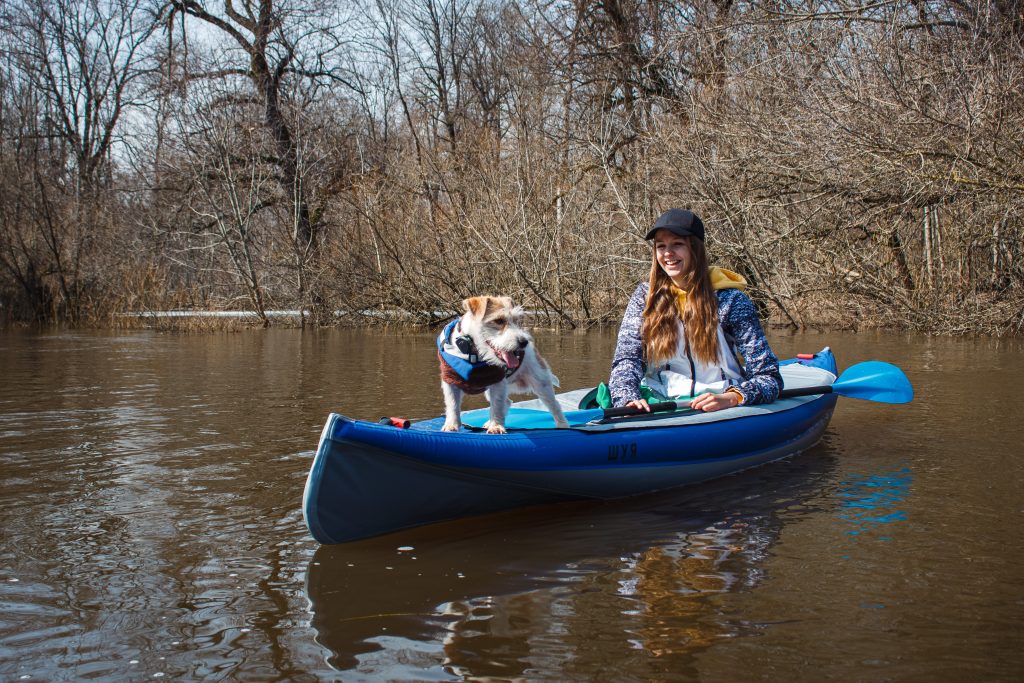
[304,352,839,544]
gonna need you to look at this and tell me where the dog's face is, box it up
[461,296,531,370]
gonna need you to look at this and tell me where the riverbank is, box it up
[5,282,1023,337]
[92,292,1024,337]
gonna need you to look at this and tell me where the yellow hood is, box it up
[670,267,746,313]
[709,267,746,291]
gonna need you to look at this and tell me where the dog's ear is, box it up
[484,296,514,319]
[463,296,488,318]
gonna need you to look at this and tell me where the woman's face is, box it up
[653,229,691,285]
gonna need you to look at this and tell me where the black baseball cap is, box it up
[644,208,705,242]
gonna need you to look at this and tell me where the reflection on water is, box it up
[306,450,839,680]
[437,519,776,680]
[837,468,911,538]
[2,329,1023,680]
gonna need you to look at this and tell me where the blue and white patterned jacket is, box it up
[608,282,783,407]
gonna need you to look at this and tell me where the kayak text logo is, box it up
[608,442,638,462]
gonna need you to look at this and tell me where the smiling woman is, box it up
[608,209,784,414]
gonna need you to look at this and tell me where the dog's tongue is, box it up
[498,348,521,370]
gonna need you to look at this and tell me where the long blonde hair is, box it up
[641,236,720,366]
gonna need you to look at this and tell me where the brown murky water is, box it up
[1,327,1022,681]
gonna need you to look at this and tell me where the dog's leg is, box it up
[441,382,463,432]
[532,376,570,428]
[483,381,510,434]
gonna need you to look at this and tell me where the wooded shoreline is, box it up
[2,1,1021,336]
[2,298,1011,336]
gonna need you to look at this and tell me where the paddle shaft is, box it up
[600,384,835,420]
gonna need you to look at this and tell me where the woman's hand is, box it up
[625,399,651,412]
[690,391,741,412]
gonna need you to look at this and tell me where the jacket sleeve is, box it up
[608,283,649,407]
[719,289,782,405]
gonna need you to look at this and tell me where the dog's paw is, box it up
[441,422,461,432]
[554,418,570,429]
[484,422,507,435]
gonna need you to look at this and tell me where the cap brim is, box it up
[645,226,696,241]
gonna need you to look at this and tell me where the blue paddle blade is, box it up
[832,361,913,404]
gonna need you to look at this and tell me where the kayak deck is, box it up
[457,358,837,431]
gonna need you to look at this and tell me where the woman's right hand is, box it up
[625,399,651,412]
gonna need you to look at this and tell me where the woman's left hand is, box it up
[690,391,741,412]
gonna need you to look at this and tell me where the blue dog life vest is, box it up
[437,319,517,394]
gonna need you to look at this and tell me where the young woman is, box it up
[609,209,782,412]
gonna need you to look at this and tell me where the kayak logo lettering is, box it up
[608,442,638,461]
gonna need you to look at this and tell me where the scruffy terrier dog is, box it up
[438,296,569,434]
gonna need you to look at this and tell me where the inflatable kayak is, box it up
[303,348,912,544]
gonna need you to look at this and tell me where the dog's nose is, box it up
[517,337,529,349]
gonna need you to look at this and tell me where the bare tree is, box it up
[0,0,158,322]
[163,0,356,325]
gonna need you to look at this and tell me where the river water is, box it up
[0,327,1021,681]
